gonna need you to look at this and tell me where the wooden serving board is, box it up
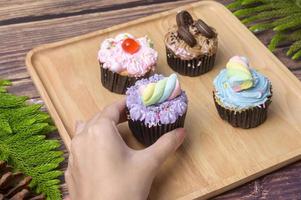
[26,1,301,199]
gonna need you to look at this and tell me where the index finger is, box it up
[99,99,127,124]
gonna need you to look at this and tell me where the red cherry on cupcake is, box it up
[122,38,140,54]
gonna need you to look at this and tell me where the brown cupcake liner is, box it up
[127,110,187,146]
[166,46,216,77]
[213,91,272,129]
[100,62,150,94]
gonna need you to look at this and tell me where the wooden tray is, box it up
[26,1,301,199]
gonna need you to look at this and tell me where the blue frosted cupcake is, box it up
[213,56,272,129]
[126,74,188,146]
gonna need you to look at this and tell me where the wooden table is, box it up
[1,0,301,199]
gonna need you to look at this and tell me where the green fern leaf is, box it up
[0,80,64,199]
[0,117,12,135]
[287,29,301,41]
[227,1,243,10]
[274,17,301,31]
[249,13,299,32]
[242,7,301,24]
[268,33,285,51]
[234,4,274,17]
[0,80,11,87]
[1,104,42,123]
[228,0,301,60]
[249,22,274,32]
[292,49,301,59]
[241,0,264,6]
[34,171,64,183]
[0,143,10,161]
[0,80,11,93]
[33,163,61,174]
[0,93,27,108]
[287,40,301,55]
[17,140,61,157]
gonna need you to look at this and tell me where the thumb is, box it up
[64,196,71,200]
[75,120,85,135]
[144,128,186,169]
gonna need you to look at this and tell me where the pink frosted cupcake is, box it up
[98,33,158,94]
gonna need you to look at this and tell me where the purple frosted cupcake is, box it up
[98,33,158,94]
[126,74,188,146]
[165,10,218,76]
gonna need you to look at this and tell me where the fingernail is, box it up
[175,128,186,150]
[75,120,85,135]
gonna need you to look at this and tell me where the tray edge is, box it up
[25,1,301,199]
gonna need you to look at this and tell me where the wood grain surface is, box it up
[1,0,301,199]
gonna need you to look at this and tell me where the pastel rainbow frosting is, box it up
[214,56,271,110]
[98,33,158,77]
[226,56,253,92]
[139,73,181,106]
[126,74,187,127]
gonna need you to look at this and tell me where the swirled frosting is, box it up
[226,56,253,92]
[165,24,218,60]
[98,33,158,77]
[126,74,188,127]
[214,56,271,110]
[139,73,181,106]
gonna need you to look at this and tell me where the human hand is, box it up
[65,100,186,200]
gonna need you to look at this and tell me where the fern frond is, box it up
[268,33,285,51]
[234,4,274,17]
[0,104,42,123]
[0,93,27,108]
[241,0,264,6]
[242,7,301,24]
[0,80,64,200]
[26,152,64,167]
[17,140,61,158]
[249,22,274,32]
[287,29,301,41]
[227,1,243,10]
[250,14,301,32]
[274,17,301,31]
[0,80,11,93]
[0,80,11,87]
[292,49,301,60]
[287,40,301,55]
[234,1,298,18]
[0,117,12,135]
[228,0,301,60]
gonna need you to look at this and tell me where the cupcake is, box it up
[165,10,218,76]
[213,56,272,129]
[98,33,158,94]
[126,74,188,146]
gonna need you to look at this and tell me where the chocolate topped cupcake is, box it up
[165,10,218,76]
[126,73,188,146]
[98,33,158,94]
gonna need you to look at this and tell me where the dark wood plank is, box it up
[0,0,206,26]
[214,161,301,200]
